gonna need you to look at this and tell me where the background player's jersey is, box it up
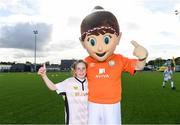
[55,77,88,125]
[164,69,173,80]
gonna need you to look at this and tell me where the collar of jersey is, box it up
[74,77,86,84]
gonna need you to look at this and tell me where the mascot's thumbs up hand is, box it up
[131,40,148,61]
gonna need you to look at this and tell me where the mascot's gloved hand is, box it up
[131,40,148,60]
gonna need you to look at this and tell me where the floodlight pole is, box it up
[33,30,38,72]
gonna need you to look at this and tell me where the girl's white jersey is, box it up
[55,77,88,125]
[164,69,173,80]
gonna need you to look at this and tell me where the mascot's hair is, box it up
[80,6,120,41]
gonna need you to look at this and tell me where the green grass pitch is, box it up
[0,71,180,124]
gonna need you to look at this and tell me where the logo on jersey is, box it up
[75,92,88,96]
[96,68,109,78]
[99,68,105,74]
[108,60,115,67]
[73,86,79,90]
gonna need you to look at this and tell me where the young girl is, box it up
[38,60,88,125]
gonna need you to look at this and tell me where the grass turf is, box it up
[0,71,180,124]
[122,71,180,124]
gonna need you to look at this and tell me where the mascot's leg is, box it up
[103,102,121,124]
[88,102,102,124]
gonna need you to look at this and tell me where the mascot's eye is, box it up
[104,35,111,44]
[88,38,96,46]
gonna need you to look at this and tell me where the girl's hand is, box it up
[38,63,46,77]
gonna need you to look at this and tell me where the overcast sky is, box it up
[0,0,180,64]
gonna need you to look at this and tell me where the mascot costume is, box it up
[80,6,148,124]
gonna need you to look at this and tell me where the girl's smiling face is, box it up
[74,62,87,79]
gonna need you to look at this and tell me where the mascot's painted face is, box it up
[80,6,121,62]
[82,33,121,61]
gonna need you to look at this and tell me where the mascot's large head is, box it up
[80,6,122,62]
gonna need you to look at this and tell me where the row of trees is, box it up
[0,62,16,65]
[0,61,53,66]
[147,57,180,67]
[1,57,180,67]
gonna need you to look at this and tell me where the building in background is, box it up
[0,64,12,72]
[46,64,60,71]
[60,59,76,71]
[10,63,33,72]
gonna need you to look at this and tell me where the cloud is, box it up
[150,44,180,50]
[0,0,40,16]
[12,50,46,59]
[0,22,52,51]
[160,31,175,37]
[143,0,179,13]
[0,0,180,63]
[67,16,81,27]
[125,22,140,30]
[45,40,79,52]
